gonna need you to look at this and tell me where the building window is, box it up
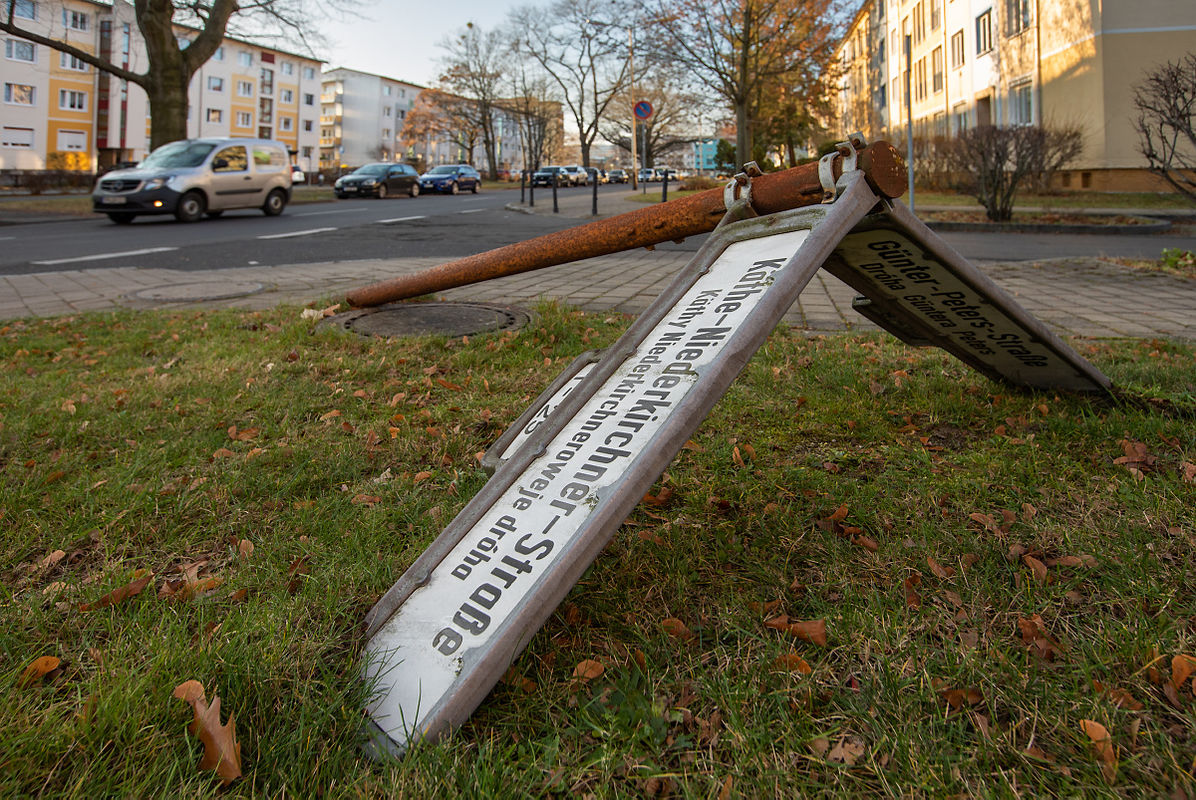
[57,128,85,150]
[281,61,293,76]
[950,30,965,68]
[1006,0,1031,35]
[58,89,87,110]
[60,52,89,71]
[5,83,35,105]
[383,106,391,117]
[913,2,925,43]
[280,116,293,131]
[930,0,941,29]
[1011,81,1033,124]
[237,81,253,97]
[236,111,252,127]
[12,0,36,20]
[914,57,927,101]
[213,46,224,61]
[382,127,391,139]
[953,103,969,134]
[878,38,885,65]
[931,46,943,93]
[281,88,293,103]
[303,93,314,105]
[5,39,36,63]
[303,119,313,132]
[301,145,312,158]
[63,9,88,30]
[383,85,392,96]
[976,10,992,54]
[302,66,315,80]
[1,126,34,147]
[891,77,900,110]
[208,76,224,91]
[878,83,887,109]
[207,108,222,123]
[238,50,252,67]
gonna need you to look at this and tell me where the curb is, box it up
[924,218,1171,236]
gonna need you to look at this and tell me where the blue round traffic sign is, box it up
[633,100,653,120]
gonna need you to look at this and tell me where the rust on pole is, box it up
[345,141,907,309]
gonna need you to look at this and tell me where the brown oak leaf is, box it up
[172,680,243,786]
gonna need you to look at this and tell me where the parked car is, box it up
[418,164,481,194]
[334,163,420,198]
[563,165,589,186]
[594,169,609,184]
[638,167,658,183]
[92,137,291,224]
[291,165,307,184]
[607,168,629,184]
[659,168,681,182]
[531,166,569,187]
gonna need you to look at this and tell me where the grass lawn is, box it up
[1,302,1193,797]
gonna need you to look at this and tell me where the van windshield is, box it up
[140,142,217,169]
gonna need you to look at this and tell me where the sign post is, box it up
[361,143,1111,756]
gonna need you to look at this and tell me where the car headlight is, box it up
[361,179,376,186]
[143,176,172,190]
[333,179,343,188]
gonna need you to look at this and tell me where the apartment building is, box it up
[1,0,322,172]
[320,67,535,174]
[832,0,1196,190]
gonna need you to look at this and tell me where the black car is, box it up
[531,166,569,187]
[418,164,481,194]
[334,163,420,198]
[607,169,628,184]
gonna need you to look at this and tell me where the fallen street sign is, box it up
[480,351,600,474]
[360,171,885,755]
[825,201,1112,393]
[360,169,1113,755]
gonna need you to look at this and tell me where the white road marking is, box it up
[295,209,356,217]
[0,236,15,241]
[458,209,486,214]
[376,215,426,224]
[32,246,178,265]
[257,227,337,239]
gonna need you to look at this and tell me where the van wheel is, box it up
[175,191,205,223]
[107,212,135,224]
[409,182,419,198]
[262,188,287,216]
[450,181,459,195]
[377,183,388,199]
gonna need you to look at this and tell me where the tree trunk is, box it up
[580,140,590,169]
[735,101,751,171]
[145,75,190,150]
[137,0,191,150]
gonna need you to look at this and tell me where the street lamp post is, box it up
[629,26,638,190]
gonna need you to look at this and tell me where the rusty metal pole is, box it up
[345,141,908,309]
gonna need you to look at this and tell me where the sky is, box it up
[318,1,517,87]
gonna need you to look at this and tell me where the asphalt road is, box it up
[1,185,1193,277]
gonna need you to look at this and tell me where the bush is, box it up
[1133,53,1196,202]
[680,175,721,191]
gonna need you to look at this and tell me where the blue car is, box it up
[418,164,481,194]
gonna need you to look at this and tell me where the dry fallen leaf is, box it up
[1092,681,1145,711]
[79,570,153,612]
[764,616,828,647]
[19,655,61,687]
[661,617,694,641]
[1023,554,1049,583]
[927,556,955,579]
[904,573,922,609]
[1017,614,1066,660]
[237,539,254,558]
[773,653,812,674]
[827,736,866,765]
[173,680,243,786]
[938,686,983,712]
[1172,654,1196,691]
[573,659,605,681]
[1080,719,1117,784]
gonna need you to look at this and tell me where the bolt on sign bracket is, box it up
[360,167,1112,758]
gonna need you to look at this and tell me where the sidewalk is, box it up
[1,188,1193,341]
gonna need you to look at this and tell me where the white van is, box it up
[92,138,292,224]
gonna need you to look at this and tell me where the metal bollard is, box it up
[662,172,669,203]
[591,169,598,216]
[552,172,559,213]
[520,170,525,204]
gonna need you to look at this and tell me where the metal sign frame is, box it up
[361,167,1112,756]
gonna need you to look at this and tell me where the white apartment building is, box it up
[832,0,1196,190]
[1,0,322,172]
[320,66,532,175]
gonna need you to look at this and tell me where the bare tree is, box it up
[1,0,346,150]
[502,66,563,171]
[599,73,696,167]
[652,0,840,167]
[439,22,506,179]
[1133,53,1196,202]
[943,125,1083,221]
[401,89,482,165]
[510,0,630,167]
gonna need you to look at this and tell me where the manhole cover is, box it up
[131,281,265,302]
[328,302,530,338]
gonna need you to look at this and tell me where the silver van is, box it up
[92,137,292,224]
